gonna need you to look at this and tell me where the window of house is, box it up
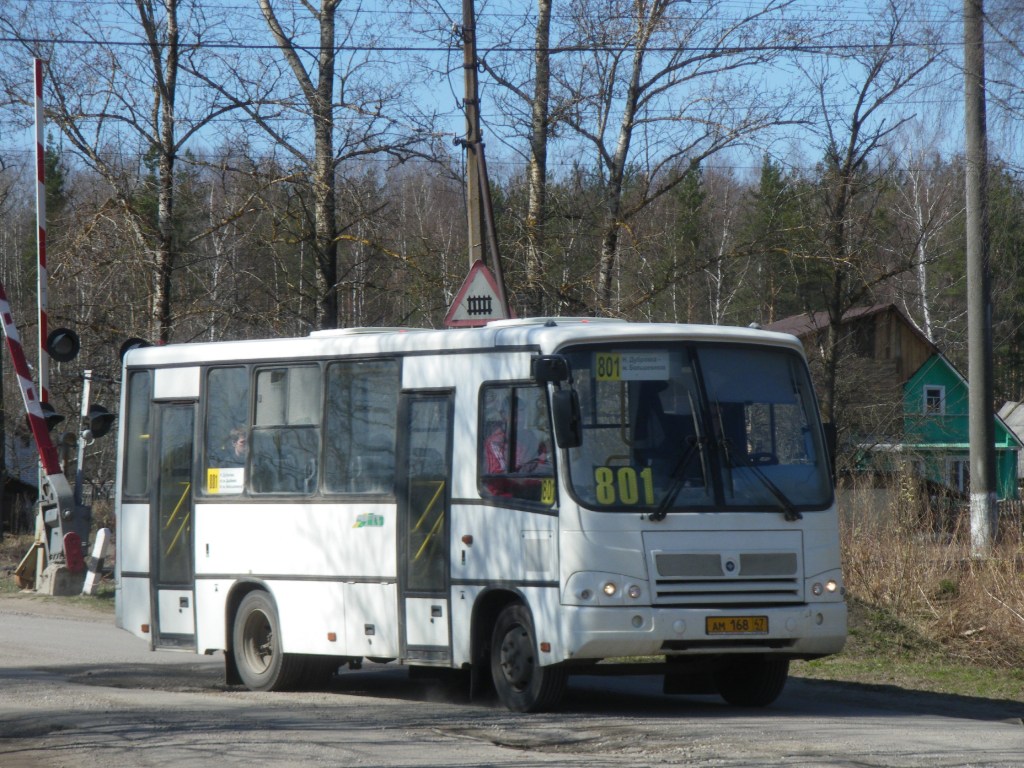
[478,384,555,507]
[948,457,970,493]
[924,385,945,415]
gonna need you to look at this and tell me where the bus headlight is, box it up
[564,572,651,606]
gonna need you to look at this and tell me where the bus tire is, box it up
[713,656,789,707]
[490,603,566,712]
[232,591,302,692]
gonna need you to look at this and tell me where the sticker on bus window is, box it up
[207,467,244,494]
[593,466,655,506]
[540,478,556,506]
[594,351,670,381]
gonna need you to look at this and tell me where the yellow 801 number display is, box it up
[593,466,655,506]
[595,353,622,381]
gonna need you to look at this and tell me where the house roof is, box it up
[764,303,937,354]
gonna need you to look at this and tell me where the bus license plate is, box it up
[706,616,768,635]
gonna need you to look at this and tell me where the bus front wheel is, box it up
[232,591,302,692]
[713,656,789,707]
[489,604,566,712]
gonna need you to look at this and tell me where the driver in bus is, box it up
[483,391,549,498]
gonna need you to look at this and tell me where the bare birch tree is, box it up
[796,0,942,427]
[553,0,811,313]
[190,0,439,330]
[0,0,238,343]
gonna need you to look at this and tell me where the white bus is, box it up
[114,317,845,712]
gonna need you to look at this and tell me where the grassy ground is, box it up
[792,597,1024,702]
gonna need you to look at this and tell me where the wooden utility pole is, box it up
[963,0,997,556]
[460,0,510,316]
[462,0,485,268]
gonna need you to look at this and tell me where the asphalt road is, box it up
[1,592,1022,767]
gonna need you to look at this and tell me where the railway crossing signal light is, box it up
[84,404,116,441]
[46,328,80,362]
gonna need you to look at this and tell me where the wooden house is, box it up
[767,304,1020,499]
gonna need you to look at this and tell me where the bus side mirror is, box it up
[552,389,582,448]
[532,355,571,385]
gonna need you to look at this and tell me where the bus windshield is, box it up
[561,343,833,514]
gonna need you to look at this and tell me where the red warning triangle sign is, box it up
[444,260,514,328]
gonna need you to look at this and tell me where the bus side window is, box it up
[203,366,250,495]
[478,384,555,506]
[123,370,152,497]
[324,359,399,495]
[251,365,322,495]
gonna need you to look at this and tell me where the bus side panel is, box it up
[118,577,155,644]
[193,502,398,657]
[450,503,561,668]
[271,581,347,654]
[115,502,152,641]
[195,579,230,652]
[194,503,396,577]
[344,582,399,658]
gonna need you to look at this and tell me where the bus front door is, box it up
[397,392,453,663]
[151,403,197,649]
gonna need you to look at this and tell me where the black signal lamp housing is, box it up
[47,328,81,363]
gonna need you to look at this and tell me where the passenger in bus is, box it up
[216,427,248,467]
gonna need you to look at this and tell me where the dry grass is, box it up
[838,477,1024,670]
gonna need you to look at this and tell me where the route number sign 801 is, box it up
[594,466,655,506]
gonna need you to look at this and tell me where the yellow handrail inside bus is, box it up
[412,480,445,532]
[164,481,191,556]
[412,479,445,561]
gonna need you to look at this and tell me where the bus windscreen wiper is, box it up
[649,394,707,523]
[720,441,802,522]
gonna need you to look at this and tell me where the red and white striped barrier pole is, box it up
[0,279,80,573]
[34,58,50,406]
[0,282,61,477]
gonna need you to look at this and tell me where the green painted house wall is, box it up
[902,355,1021,499]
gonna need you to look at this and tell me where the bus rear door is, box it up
[151,402,197,649]
[397,391,453,663]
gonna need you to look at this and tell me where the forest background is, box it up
[0,0,1022,500]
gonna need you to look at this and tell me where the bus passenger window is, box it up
[204,367,250,495]
[478,384,555,507]
[123,370,152,497]
[250,365,322,495]
[324,359,399,495]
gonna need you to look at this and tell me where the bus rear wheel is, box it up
[232,591,302,692]
[713,656,789,707]
[490,604,566,712]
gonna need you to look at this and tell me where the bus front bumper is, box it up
[559,602,847,661]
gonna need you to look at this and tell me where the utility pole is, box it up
[963,0,997,557]
[462,0,485,269]
[460,0,510,317]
